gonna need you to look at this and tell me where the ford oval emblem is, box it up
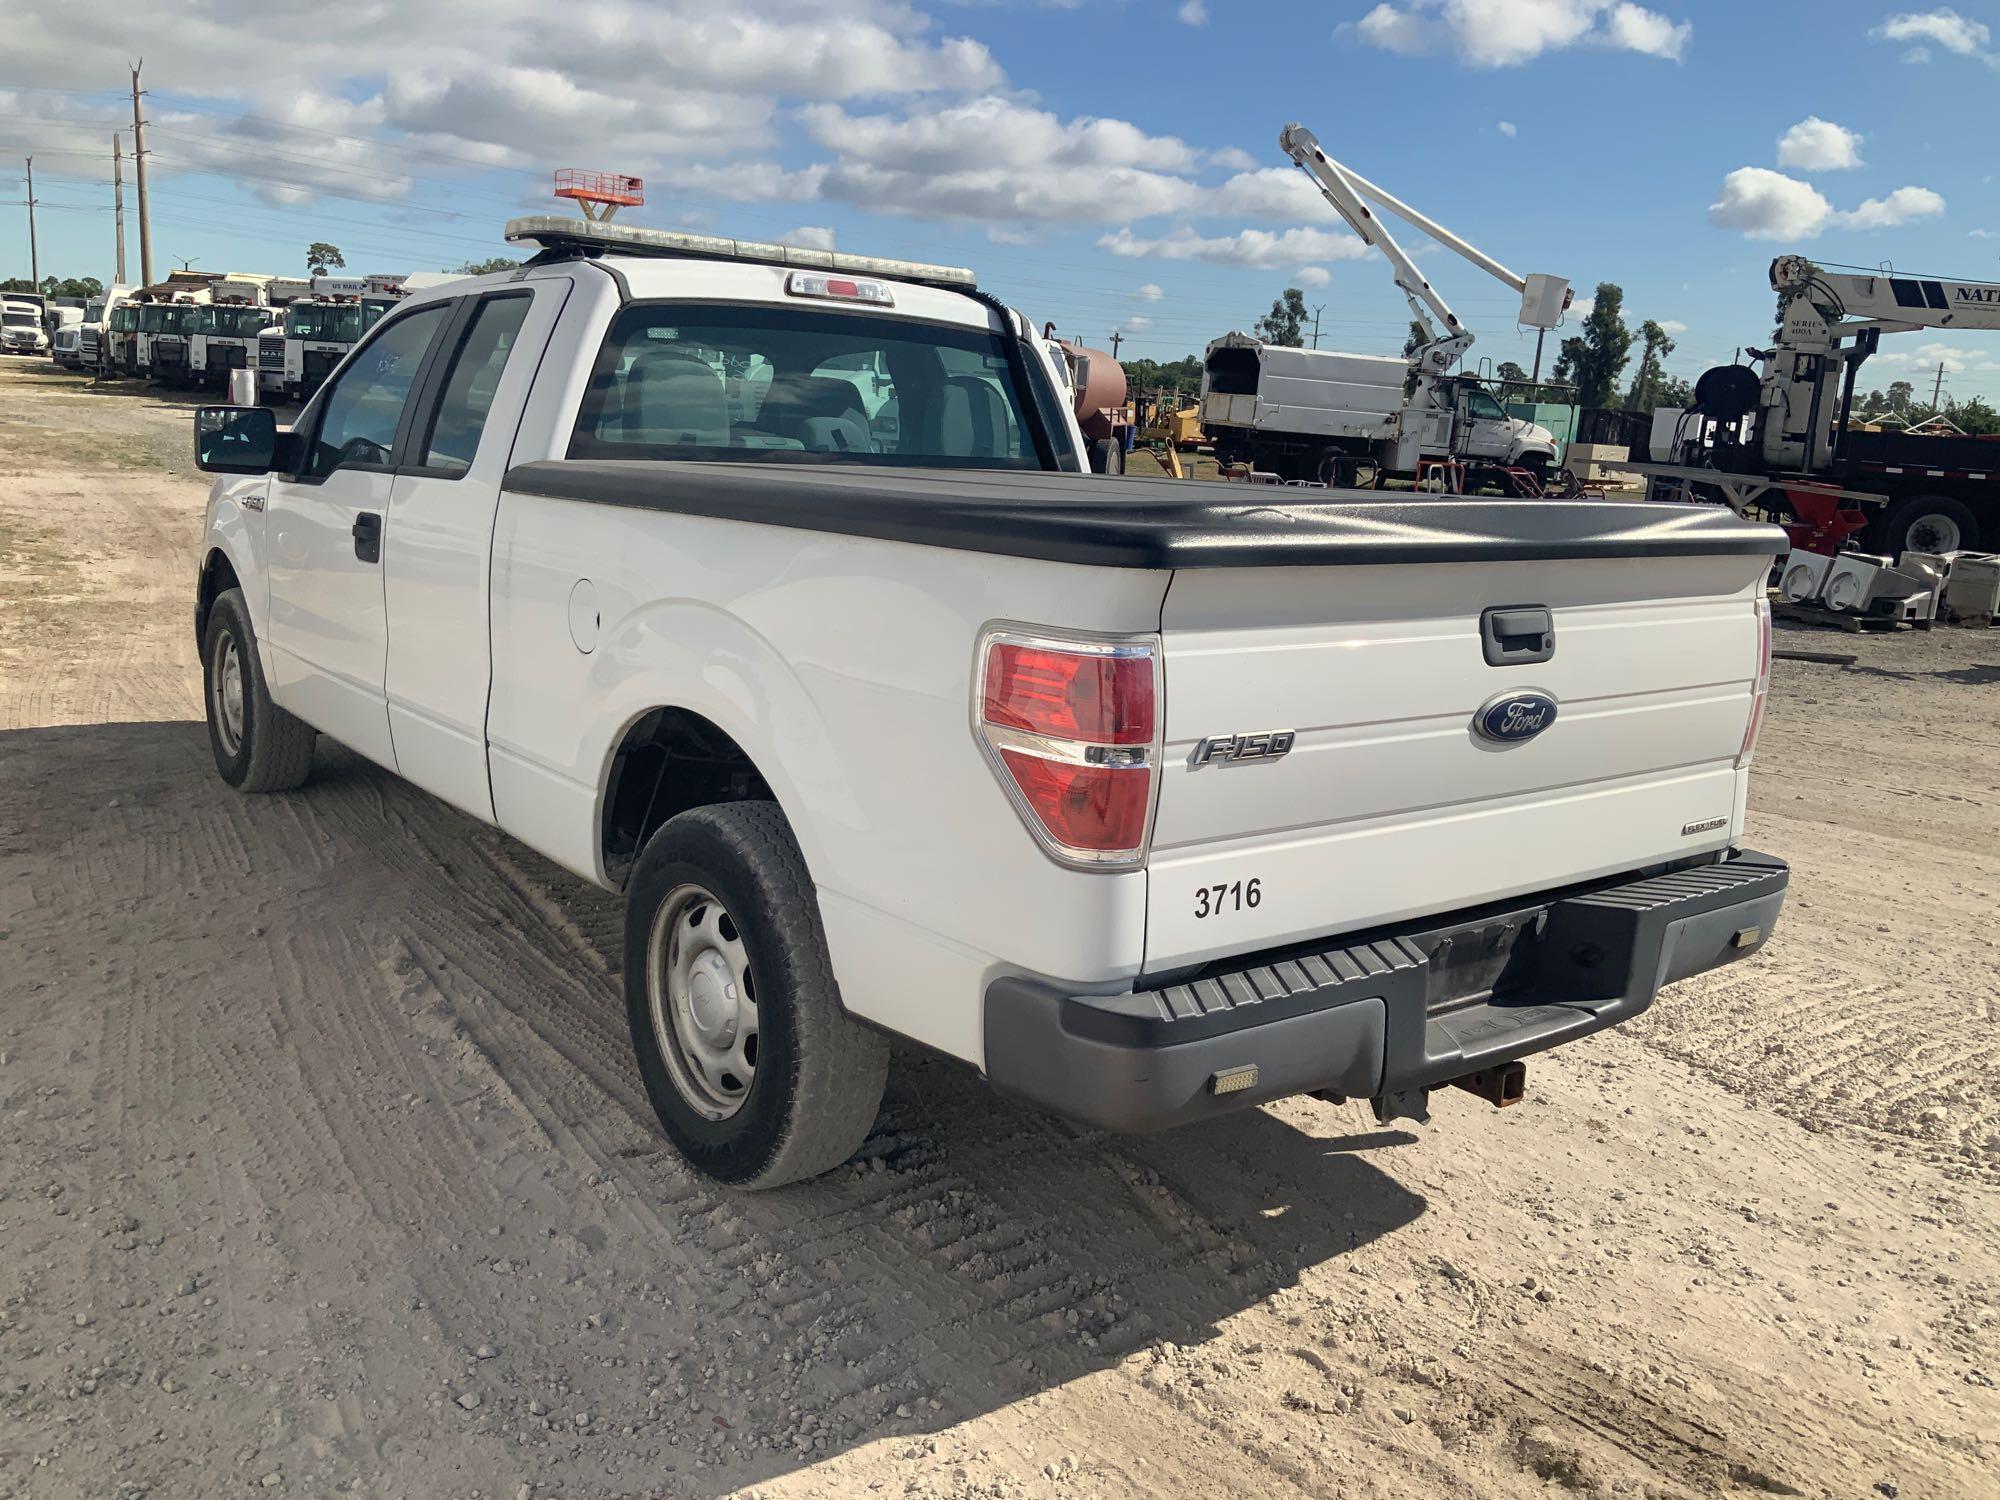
[1474,690,1558,744]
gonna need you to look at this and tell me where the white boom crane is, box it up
[1277,123,1572,393]
[1756,255,2000,471]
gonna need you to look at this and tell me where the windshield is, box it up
[2,310,34,328]
[289,303,364,343]
[201,305,272,338]
[111,306,138,332]
[85,298,108,322]
[1463,387,1508,421]
[139,304,196,334]
[570,303,1058,470]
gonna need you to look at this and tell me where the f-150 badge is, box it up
[1191,730,1295,767]
[1473,691,1558,744]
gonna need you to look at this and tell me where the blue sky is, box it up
[3,1,1997,401]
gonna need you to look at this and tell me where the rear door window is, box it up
[569,303,1056,469]
[415,295,533,474]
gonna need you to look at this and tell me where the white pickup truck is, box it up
[191,220,1789,1188]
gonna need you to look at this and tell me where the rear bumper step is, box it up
[983,848,1788,1133]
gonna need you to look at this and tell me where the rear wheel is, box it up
[1871,493,1978,556]
[623,802,887,1188]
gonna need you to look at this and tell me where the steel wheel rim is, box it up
[1909,513,1961,554]
[211,631,246,757]
[646,882,759,1121]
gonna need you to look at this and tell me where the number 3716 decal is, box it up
[1193,879,1262,919]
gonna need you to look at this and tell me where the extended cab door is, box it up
[381,279,571,821]
[262,302,454,769]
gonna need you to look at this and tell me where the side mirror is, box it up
[194,406,280,474]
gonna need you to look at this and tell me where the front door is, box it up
[1457,386,1515,460]
[263,302,452,769]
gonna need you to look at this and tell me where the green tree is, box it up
[1550,283,1633,409]
[40,275,103,299]
[1887,379,1914,412]
[1496,360,1529,384]
[1254,287,1308,348]
[306,242,346,277]
[1859,388,1886,415]
[451,257,519,275]
[1124,354,1202,397]
[1947,395,2000,435]
[1625,319,1677,411]
[0,277,39,293]
[1655,375,1694,410]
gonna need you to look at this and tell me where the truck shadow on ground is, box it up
[0,720,1429,1498]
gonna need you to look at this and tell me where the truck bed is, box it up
[502,461,1780,569]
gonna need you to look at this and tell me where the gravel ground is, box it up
[1,359,1996,1499]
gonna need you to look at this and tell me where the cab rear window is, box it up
[569,303,1056,470]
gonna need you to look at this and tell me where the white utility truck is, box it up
[136,292,211,381]
[280,274,404,401]
[1202,335,1559,483]
[189,277,281,390]
[1,296,49,356]
[1202,123,1570,487]
[76,285,133,371]
[190,218,1789,1188]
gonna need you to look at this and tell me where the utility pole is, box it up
[1530,326,1547,385]
[1930,362,1946,414]
[1108,330,1124,359]
[1310,304,1324,349]
[112,134,127,285]
[173,254,198,272]
[130,62,153,288]
[23,157,38,290]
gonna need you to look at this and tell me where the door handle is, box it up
[352,512,382,565]
[1480,605,1554,666]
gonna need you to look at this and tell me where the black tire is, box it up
[1088,436,1124,475]
[1870,493,1979,557]
[623,802,888,1189]
[202,587,317,792]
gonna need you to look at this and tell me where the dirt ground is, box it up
[1,358,1996,1500]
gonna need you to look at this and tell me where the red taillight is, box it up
[977,631,1159,867]
[1738,596,1772,767]
[982,641,1155,746]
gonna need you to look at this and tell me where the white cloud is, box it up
[1205,167,1341,223]
[781,225,837,250]
[1708,167,1836,239]
[800,96,1204,225]
[1350,0,1690,67]
[1207,146,1260,171]
[1872,8,1991,55]
[1124,315,1152,330]
[1776,116,1864,171]
[1295,265,1333,287]
[1875,341,2000,374]
[1971,228,1998,239]
[1570,297,1595,318]
[1602,1,1691,58]
[1098,225,1371,269]
[1707,167,1946,238]
[1842,185,1946,229]
[1131,282,1166,300]
[1657,319,1687,334]
[1497,120,1518,136]
[1177,0,1208,23]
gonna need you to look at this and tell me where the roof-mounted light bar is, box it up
[503,215,977,290]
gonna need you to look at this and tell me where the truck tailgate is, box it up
[1146,553,1768,972]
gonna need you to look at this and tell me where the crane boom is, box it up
[1772,254,2000,341]
[1277,122,1570,383]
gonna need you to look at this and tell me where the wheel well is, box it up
[602,709,774,887]
[195,549,240,646]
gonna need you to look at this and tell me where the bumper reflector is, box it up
[1209,1064,1259,1097]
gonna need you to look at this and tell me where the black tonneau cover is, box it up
[502,460,1785,570]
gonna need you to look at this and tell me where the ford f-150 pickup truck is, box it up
[191,219,1789,1188]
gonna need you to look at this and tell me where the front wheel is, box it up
[623,802,887,1189]
[203,587,317,792]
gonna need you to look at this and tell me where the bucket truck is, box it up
[1199,123,1570,487]
[1649,256,2000,555]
